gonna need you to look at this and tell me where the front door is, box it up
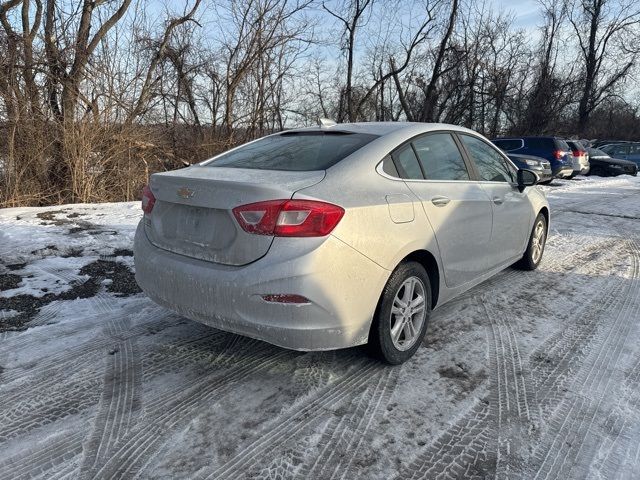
[458,134,532,268]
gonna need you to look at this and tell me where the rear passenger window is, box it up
[412,133,470,181]
[555,139,571,151]
[392,145,424,180]
[493,139,523,151]
[460,134,514,182]
[607,144,629,155]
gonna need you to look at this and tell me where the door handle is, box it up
[492,196,504,205]
[431,195,451,207]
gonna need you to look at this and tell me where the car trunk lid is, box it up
[145,166,325,265]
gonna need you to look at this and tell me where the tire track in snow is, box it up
[529,274,625,411]
[293,365,399,480]
[0,371,101,444]
[395,294,536,480]
[454,233,615,306]
[481,298,535,479]
[0,310,174,388]
[92,340,292,479]
[524,237,640,480]
[393,400,494,480]
[78,317,142,479]
[198,359,394,480]
[607,356,640,480]
[0,431,85,479]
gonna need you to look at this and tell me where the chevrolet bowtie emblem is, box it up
[177,187,195,199]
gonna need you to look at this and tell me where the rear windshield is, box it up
[206,131,379,171]
[554,139,571,151]
[523,138,555,149]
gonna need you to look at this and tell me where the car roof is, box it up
[290,121,479,137]
[493,136,558,140]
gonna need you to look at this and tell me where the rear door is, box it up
[603,144,630,159]
[458,134,532,268]
[394,132,493,288]
[628,144,640,165]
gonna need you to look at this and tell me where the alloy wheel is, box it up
[389,276,427,351]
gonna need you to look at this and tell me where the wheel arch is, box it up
[538,206,549,232]
[401,250,441,309]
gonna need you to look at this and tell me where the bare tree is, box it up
[568,0,640,131]
[323,0,374,122]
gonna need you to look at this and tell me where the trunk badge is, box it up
[177,187,195,199]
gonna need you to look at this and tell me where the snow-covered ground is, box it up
[1,175,639,479]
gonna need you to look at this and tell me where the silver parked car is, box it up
[134,122,549,364]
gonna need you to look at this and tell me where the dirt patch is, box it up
[6,263,27,271]
[0,272,102,332]
[0,273,22,291]
[36,210,67,226]
[438,362,471,380]
[0,259,139,333]
[30,245,58,255]
[113,248,134,257]
[437,362,487,398]
[61,247,85,258]
[79,259,141,297]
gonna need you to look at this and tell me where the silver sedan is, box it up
[134,122,549,364]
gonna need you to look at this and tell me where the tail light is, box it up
[553,150,565,160]
[233,199,344,237]
[572,150,585,157]
[141,185,156,214]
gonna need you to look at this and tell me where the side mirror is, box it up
[517,169,538,192]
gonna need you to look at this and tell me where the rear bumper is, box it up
[134,222,389,351]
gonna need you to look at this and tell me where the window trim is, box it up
[391,143,425,180]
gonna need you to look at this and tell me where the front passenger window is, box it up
[460,135,514,182]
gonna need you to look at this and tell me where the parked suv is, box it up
[492,137,574,179]
[504,153,553,184]
[566,140,590,176]
[599,143,640,167]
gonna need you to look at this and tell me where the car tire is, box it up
[515,213,547,271]
[368,261,431,365]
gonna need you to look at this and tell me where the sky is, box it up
[488,0,543,28]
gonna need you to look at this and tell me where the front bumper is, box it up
[134,222,389,351]
[608,165,638,176]
[532,167,553,183]
[553,165,574,178]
